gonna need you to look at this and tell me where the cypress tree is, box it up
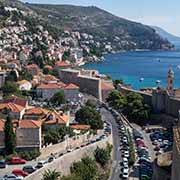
[4,115,16,155]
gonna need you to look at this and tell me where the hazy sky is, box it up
[21,0,180,36]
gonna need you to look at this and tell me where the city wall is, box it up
[117,84,180,117]
[60,69,102,100]
[25,135,112,180]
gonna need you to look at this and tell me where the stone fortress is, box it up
[118,68,180,118]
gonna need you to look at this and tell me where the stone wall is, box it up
[60,69,102,100]
[25,135,112,180]
[39,132,93,159]
[118,84,180,117]
[117,84,152,105]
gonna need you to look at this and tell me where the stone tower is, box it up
[167,68,174,95]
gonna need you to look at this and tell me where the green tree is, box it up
[125,92,151,121]
[44,129,60,145]
[94,147,110,167]
[42,169,61,180]
[6,71,18,82]
[71,157,98,180]
[113,79,123,89]
[50,90,66,106]
[4,116,16,155]
[106,90,126,110]
[2,81,18,96]
[75,105,103,130]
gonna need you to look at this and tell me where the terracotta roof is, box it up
[43,75,58,82]
[0,119,5,131]
[65,83,79,90]
[17,80,30,85]
[44,65,53,70]
[0,103,24,112]
[25,107,49,116]
[18,120,41,129]
[101,82,114,90]
[27,64,39,69]
[55,61,71,67]
[5,97,27,108]
[71,124,90,130]
[42,111,69,125]
[37,82,65,89]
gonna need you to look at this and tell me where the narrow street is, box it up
[101,108,121,180]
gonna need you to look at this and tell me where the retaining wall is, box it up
[25,135,112,180]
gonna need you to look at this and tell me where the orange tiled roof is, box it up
[43,75,58,82]
[25,107,49,116]
[71,124,90,130]
[42,111,69,125]
[5,97,27,108]
[0,119,5,131]
[37,82,65,89]
[44,65,53,70]
[55,61,71,67]
[17,80,30,85]
[65,83,79,90]
[27,64,39,69]
[0,103,24,112]
[18,120,41,129]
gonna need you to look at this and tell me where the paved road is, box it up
[101,108,121,180]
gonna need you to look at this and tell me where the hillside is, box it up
[0,0,174,52]
[24,3,173,51]
[152,26,180,48]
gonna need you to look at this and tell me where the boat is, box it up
[156,80,161,84]
[156,58,160,62]
[139,78,144,82]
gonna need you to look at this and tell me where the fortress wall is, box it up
[166,97,180,117]
[60,70,102,100]
[117,85,152,105]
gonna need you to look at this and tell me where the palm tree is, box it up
[42,169,61,180]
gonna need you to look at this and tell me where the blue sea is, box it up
[83,51,180,90]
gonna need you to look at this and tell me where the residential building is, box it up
[24,107,49,120]
[71,124,90,134]
[41,111,69,128]
[64,83,80,102]
[36,82,66,100]
[15,120,42,150]
[54,61,72,75]
[0,103,25,120]
[5,97,28,109]
[26,64,40,76]
[17,80,32,91]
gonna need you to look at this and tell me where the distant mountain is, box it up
[152,26,180,48]
[0,0,174,51]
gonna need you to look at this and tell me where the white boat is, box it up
[156,80,161,84]
[139,78,144,82]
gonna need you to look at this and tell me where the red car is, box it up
[12,169,29,177]
[8,157,26,165]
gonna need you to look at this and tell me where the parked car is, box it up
[8,157,26,165]
[4,174,21,180]
[23,165,36,174]
[35,161,46,169]
[0,160,7,168]
[12,169,28,177]
[48,156,55,163]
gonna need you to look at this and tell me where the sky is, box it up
[21,0,180,36]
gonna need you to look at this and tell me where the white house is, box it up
[17,80,32,91]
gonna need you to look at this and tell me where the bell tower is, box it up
[167,68,174,95]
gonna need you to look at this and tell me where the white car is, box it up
[123,151,129,158]
[122,168,129,179]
